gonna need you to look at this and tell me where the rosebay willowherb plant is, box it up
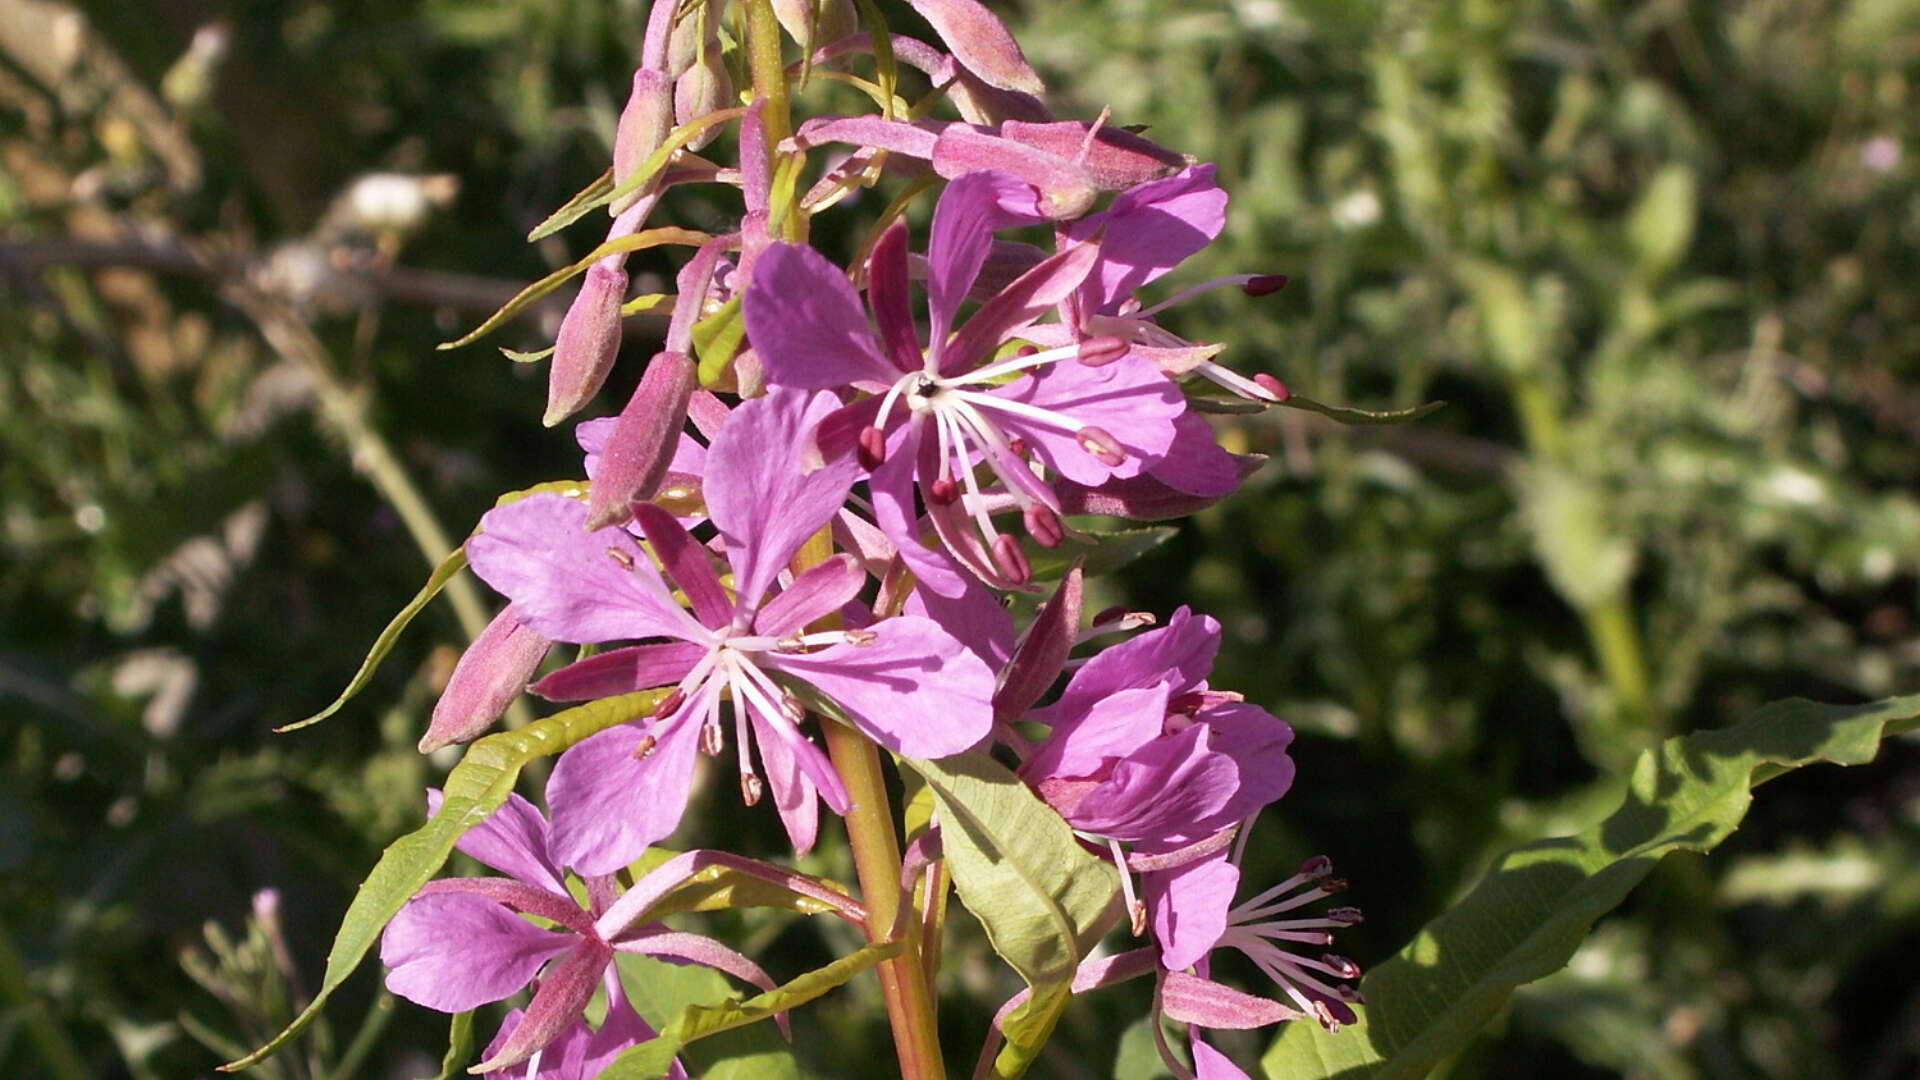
[216,3,1920,1080]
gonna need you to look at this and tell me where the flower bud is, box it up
[419,605,553,752]
[545,263,628,427]
[612,68,674,214]
[665,0,725,77]
[905,0,1044,94]
[675,47,733,151]
[584,350,697,530]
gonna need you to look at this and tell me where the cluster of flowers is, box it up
[378,3,1359,1078]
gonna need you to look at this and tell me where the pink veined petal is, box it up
[424,789,567,897]
[987,354,1184,486]
[1189,1032,1257,1080]
[908,568,1018,671]
[1067,163,1229,314]
[632,503,732,629]
[414,877,596,937]
[581,994,667,1080]
[1149,411,1244,498]
[754,554,869,637]
[755,713,821,852]
[379,891,574,1012]
[1024,683,1171,782]
[704,389,862,612]
[1143,847,1240,971]
[478,1008,592,1080]
[470,939,615,1073]
[1068,723,1241,844]
[1194,702,1297,822]
[866,217,924,374]
[531,640,707,702]
[937,241,1099,376]
[545,697,711,877]
[743,243,898,390]
[1162,970,1296,1031]
[761,614,995,757]
[926,170,1048,345]
[468,494,705,645]
[1033,606,1220,727]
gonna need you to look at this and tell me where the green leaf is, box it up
[1278,395,1446,426]
[601,939,904,1080]
[899,752,1120,1079]
[499,345,555,363]
[219,689,670,1072]
[1626,164,1697,279]
[1031,525,1176,581]
[437,227,712,352]
[617,955,802,1080]
[421,1011,473,1080]
[849,0,897,119]
[275,546,467,733]
[526,168,613,242]
[1262,693,1920,1080]
[693,295,747,387]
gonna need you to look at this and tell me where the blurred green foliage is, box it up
[1,0,1916,1077]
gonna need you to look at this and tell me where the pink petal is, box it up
[1148,411,1243,498]
[531,641,707,701]
[754,554,868,637]
[380,892,573,1011]
[907,570,1017,670]
[761,614,994,756]
[582,995,666,1080]
[425,789,567,897]
[1068,164,1228,314]
[1143,848,1239,971]
[1190,1036,1256,1080]
[991,565,1080,719]
[468,494,705,645]
[756,715,821,852]
[937,232,1099,375]
[1196,703,1296,822]
[704,390,862,611]
[743,243,897,390]
[988,354,1184,485]
[866,218,922,373]
[545,701,710,876]
[926,170,1048,343]
[1025,684,1170,782]
[867,420,973,598]
[1055,455,1265,521]
[471,939,615,1072]
[1070,722,1240,843]
[1162,970,1295,1031]
[1034,607,1219,727]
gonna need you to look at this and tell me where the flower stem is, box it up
[793,529,945,1079]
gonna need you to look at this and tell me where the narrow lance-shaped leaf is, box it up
[900,751,1121,1079]
[1262,693,1920,1080]
[1279,395,1447,426]
[276,546,468,734]
[437,227,712,352]
[528,106,749,242]
[600,939,906,1080]
[527,168,614,243]
[217,688,671,1072]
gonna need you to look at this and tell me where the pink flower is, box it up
[465,389,995,869]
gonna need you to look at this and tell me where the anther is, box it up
[991,534,1031,585]
[606,547,635,569]
[1254,373,1291,402]
[775,633,806,652]
[740,772,764,806]
[1006,435,1029,457]
[1319,877,1349,895]
[1023,505,1064,548]
[928,477,960,505]
[1298,855,1333,879]
[649,688,686,720]
[1128,898,1148,936]
[1077,336,1128,367]
[701,720,725,756]
[1074,426,1126,466]
[1326,906,1364,926]
[631,734,658,760]
[1243,273,1289,297]
[1323,954,1361,979]
[841,628,878,646]
[857,425,887,470]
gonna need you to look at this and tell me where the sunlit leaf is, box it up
[1262,694,1920,1080]
[1278,395,1446,426]
[437,228,711,351]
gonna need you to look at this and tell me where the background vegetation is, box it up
[2,1,1916,1077]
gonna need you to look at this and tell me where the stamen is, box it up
[1077,335,1128,366]
[1023,505,1064,548]
[1109,839,1147,935]
[841,628,877,646]
[740,771,764,805]
[857,425,887,470]
[1075,426,1127,466]
[606,547,636,569]
[1243,273,1289,297]
[928,477,961,505]
[1254,373,1290,401]
[1136,273,1275,318]
[649,687,687,720]
[991,534,1031,585]
[961,341,1085,383]
[630,734,658,760]
[1191,358,1284,403]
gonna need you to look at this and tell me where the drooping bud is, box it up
[999,119,1190,189]
[1074,425,1126,466]
[990,533,1031,585]
[904,0,1044,94]
[857,425,888,470]
[1076,335,1128,367]
[1243,273,1289,297]
[584,350,697,529]
[418,605,553,752]
[545,263,629,427]
[674,46,733,150]
[612,68,674,214]
[1023,504,1064,548]
[664,0,725,77]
